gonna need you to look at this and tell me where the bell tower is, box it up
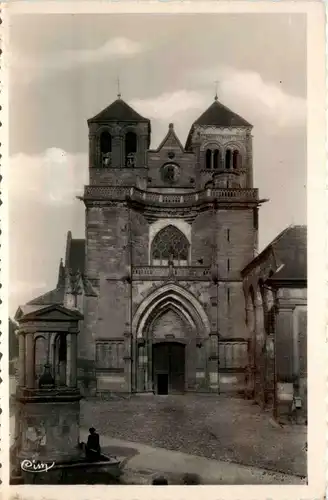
[185,95,253,190]
[87,95,151,188]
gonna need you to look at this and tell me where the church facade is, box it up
[27,95,264,396]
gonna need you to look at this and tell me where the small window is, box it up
[225,149,232,169]
[227,259,230,272]
[227,229,230,242]
[227,287,230,306]
[206,149,212,169]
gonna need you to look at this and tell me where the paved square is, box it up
[81,394,306,478]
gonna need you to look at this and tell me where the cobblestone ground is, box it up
[81,394,306,478]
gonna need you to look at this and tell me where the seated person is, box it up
[85,427,101,460]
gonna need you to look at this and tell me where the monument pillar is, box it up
[25,333,35,389]
[13,304,84,484]
[18,331,26,386]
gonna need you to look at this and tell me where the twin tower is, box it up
[78,94,261,395]
[87,94,254,191]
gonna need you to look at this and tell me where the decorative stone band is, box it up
[132,266,212,281]
[16,387,82,403]
[82,185,259,206]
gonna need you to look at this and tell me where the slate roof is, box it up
[242,225,307,283]
[269,225,307,282]
[27,287,65,306]
[193,98,252,128]
[88,98,150,124]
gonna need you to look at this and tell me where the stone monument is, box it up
[13,303,83,482]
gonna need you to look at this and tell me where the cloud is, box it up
[130,66,306,137]
[9,148,87,314]
[130,91,206,121]
[10,37,145,82]
[195,66,306,129]
[9,148,88,206]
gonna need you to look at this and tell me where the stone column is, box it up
[89,133,96,168]
[254,298,265,407]
[186,336,197,391]
[245,130,253,188]
[123,332,132,393]
[25,333,35,389]
[138,134,148,168]
[147,337,153,392]
[275,300,295,418]
[245,297,255,398]
[137,344,145,392]
[208,333,219,391]
[67,333,77,387]
[18,331,26,386]
[112,131,123,168]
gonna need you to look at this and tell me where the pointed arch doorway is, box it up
[132,283,211,395]
[153,341,185,395]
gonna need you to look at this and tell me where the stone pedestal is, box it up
[17,389,82,464]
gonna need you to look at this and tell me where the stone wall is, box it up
[275,287,307,420]
[85,205,130,278]
[215,209,256,279]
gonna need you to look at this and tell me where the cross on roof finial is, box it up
[117,76,121,99]
[214,80,219,101]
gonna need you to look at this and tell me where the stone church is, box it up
[20,94,307,411]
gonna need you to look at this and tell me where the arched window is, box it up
[125,132,137,167]
[233,150,240,169]
[213,149,220,170]
[225,149,232,169]
[205,149,212,169]
[151,225,190,266]
[100,131,112,167]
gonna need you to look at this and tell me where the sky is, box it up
[9,13,307,314]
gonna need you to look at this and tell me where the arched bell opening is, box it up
[125,131,137,167]
[232,149,241,169]
[205,149,212,169]
[213,149,220,170]
[100,131,112,167]
[225,149,232,169]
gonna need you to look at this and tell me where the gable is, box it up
[17,303,83,322]
[156,125,184,153]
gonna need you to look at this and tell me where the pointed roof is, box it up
[57,259,65,288]
[193,98,252,127]
[66,237,85,274]
[88,98,150,124]
[154,123,184,152]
